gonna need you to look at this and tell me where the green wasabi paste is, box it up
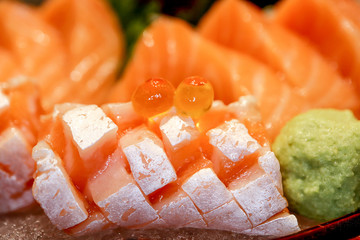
[273,109,360,221]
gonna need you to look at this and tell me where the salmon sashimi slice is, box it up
[0,1,68,111]
[0,77,42,213]
[0,0,124,112]
[273,0,360,90]
[107,16,311,142]
[0,49,20,82]
[198,0,360,111]
[32,94,299,237]
[39,0,125,110]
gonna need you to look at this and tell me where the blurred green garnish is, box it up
[107,0,161,67]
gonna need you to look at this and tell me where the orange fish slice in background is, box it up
[32,95,300,237]
[107,16,311,142]
[39,0,124,111]
[0,49,21,82]
[0,0,124,112]
[198,0,360,111]
[0,77,43,214]
[273,0,360,90]
[0,0,68,109]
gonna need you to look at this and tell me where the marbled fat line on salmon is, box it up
[32,96,300,237]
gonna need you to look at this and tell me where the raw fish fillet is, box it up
[0,0,67,110]
[0,77,43,213]
[107,16,310,142]
[273,0,360,90]
[198,0,360,110]
[39,0,124,110]
[0,0,124,111]
[32,96,300,238]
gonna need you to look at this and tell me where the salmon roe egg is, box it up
[174,76,214,118]
[131,78,175,118]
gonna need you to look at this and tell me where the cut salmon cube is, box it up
[258,151,283,193]
[153,189,204,227]
[32,141,88,230]
[0,128,34,213]
[229,165,287,226]
[120,126,177,195]
[0,147,34,213]
[160,115,199,151]
[40,103,89,191]
[98,183,158,227]
[62,105,118,161]
[242,211,300,238]
[207,119,261,162]
[101,103,145,133]
[227,96,270,149]
[159,114,201,171]
[0,128,34,182]
[0,180,33,214]
[181,168,233,213]
[200,101,265,185]
[203,200,252,232]
[86,155,158,227]
[0,77,41,213]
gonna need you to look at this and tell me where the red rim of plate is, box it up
[279,210,360,239]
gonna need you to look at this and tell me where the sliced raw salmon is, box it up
[0,49,20,82]
[39,0,125,110]
[198,0,360,110]
[273,0,360,90]
[0,1,68,110]
[0,0,124,111]
[107,16,311,142]
[32,94,299,237]
[0,76,43,213]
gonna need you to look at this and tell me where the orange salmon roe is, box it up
[174,76,214,118]
[131,78,175,118]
